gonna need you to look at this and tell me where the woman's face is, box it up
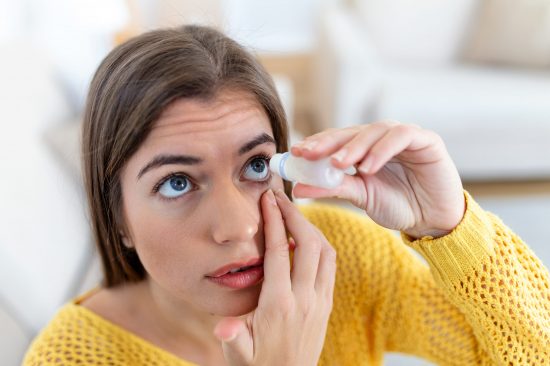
[119,89,285,317]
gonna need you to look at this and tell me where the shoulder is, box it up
[23,286,191,366]
[23,289,136,366]
[22,302,99,365]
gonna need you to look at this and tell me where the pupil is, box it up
[252,159,265,173]
[170,177,187,191]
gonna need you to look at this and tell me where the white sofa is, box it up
[312,0,550,181]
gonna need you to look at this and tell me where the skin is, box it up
[83,89,282,363]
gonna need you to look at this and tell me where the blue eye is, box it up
[155,156,270,200]
[158,175,192,198]
[244,157,270,181]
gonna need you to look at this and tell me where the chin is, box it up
[206,283,262,317]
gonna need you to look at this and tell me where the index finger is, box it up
[273,189,324,293]
[290,128,357,160]
[259,189,292,301]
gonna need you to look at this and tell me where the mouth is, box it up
[206,257,264,278]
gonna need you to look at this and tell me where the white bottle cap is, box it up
[269,152,290,180]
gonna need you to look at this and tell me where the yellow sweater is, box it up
[24,192,550,365]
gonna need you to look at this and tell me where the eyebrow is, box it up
[137,132,276,179]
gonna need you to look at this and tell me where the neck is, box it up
[135,278,226,363]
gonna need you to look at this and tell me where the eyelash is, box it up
[151,153,273,201]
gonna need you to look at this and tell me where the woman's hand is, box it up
[291,121,465,239]
[213,189,336,366]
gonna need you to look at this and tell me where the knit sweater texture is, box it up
[23,192,550,365]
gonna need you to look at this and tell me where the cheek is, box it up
[126,205,204,289]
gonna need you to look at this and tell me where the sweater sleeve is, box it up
[383,191,550,365]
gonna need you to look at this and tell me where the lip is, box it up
[206,266,264,289]
[206,257,264,278]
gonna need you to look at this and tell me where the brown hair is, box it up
[82,25,292,287]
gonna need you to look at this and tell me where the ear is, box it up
[119,230,134,249]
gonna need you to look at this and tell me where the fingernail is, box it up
[301,140,318,151]
[331,148,347,163]
[358,155,374,174]
[266,189,277,206]
[223,332,238,342]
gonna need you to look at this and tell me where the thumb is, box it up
[214,317,253,366]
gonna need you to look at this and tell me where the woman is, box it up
[24,25,549,365]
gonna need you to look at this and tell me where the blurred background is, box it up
[1,0,549,365]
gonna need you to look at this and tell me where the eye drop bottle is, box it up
[269,152,356,189]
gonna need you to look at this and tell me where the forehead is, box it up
[145,89,272,145]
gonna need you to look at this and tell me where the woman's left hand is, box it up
[290,121,465,239]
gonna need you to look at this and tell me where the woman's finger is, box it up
[260,189,292,301]
[291,121,399,163]
[214,317,253,365]
[290,127,358,160]
[314,235,337,300]
[273,189,323,294]
[358,125,437,175]
[306,226,337,298]
[327,123,396,170]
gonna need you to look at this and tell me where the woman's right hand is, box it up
[213,189,337,366]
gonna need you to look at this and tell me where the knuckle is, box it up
[321,279,335,299]
[323,279,337,306]
[427,129,444,143]
[276,294,295,315]
[323,132,339,144]
[310,240,323,257]
[312,225,330,245]
[380,119,401,127]
[297,296,316,316]
[267,240,290,257]
[345,125,363,134]
[269,239,290,250]
[324,292,335,312]
[325,246,337,264]
[312,225,326,238]
[366,121,395,137]
[314,129,335,141]
[393,123,414,135]
[365,148,380,161]
[324,251,337,284]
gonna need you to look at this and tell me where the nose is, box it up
[208,184,260,245]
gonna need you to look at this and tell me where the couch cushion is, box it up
[353,0,478,65]
[0,303,30,365]
[375,65,550,180]
[463,0,550,68]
